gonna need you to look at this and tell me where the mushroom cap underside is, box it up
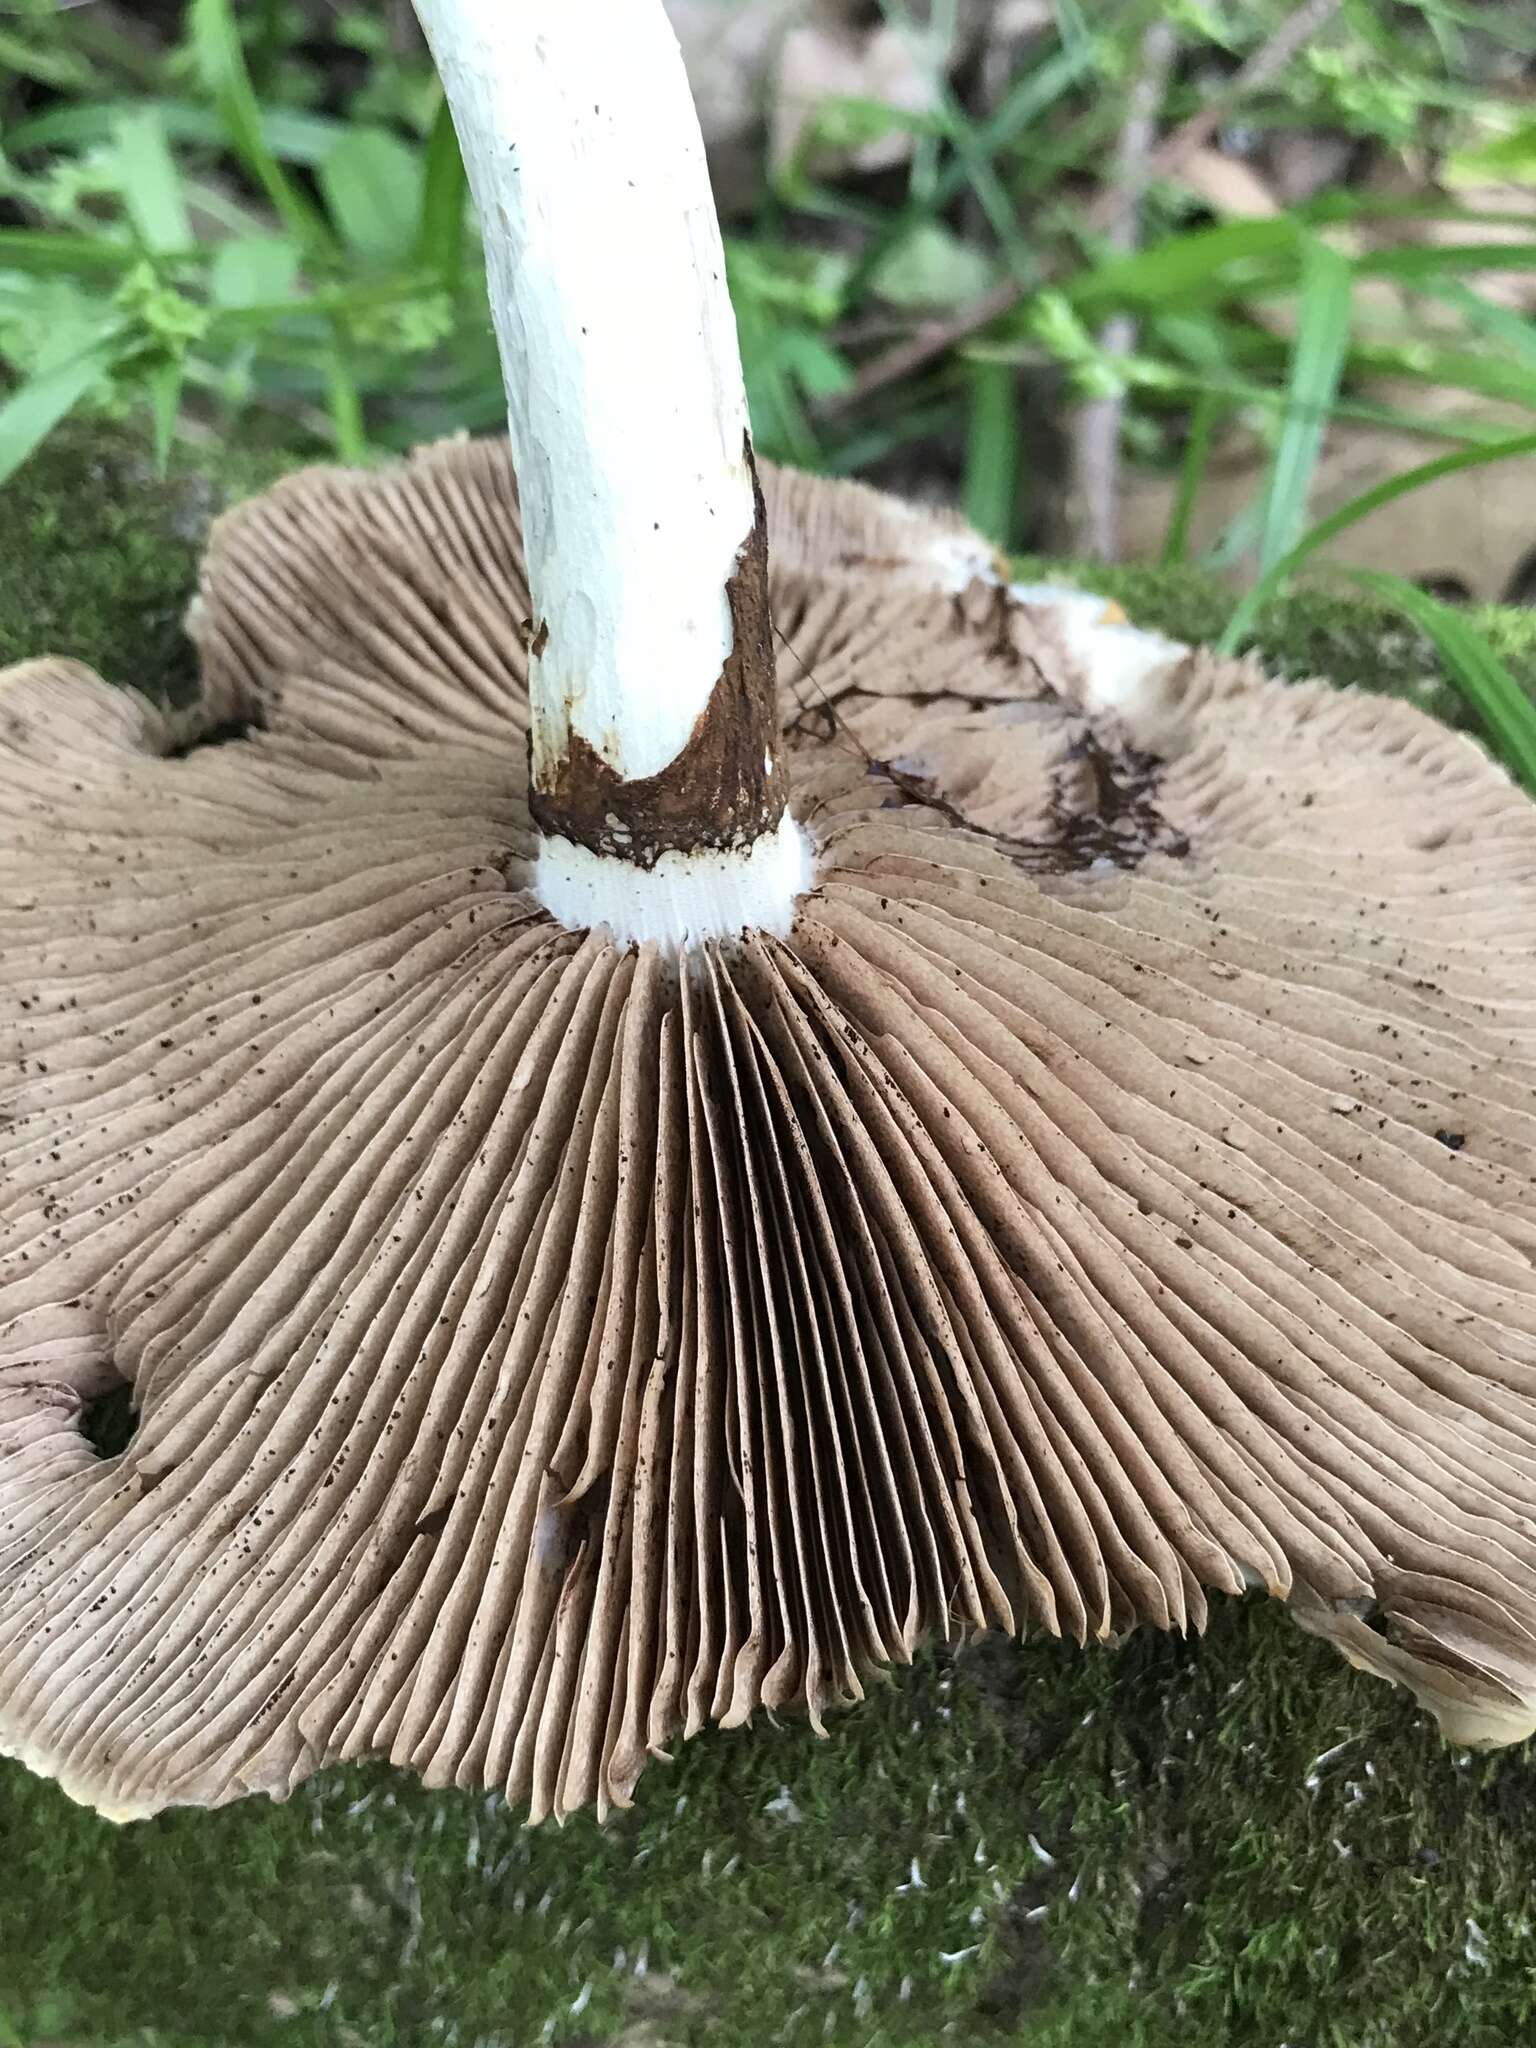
[3,438,1536,1821]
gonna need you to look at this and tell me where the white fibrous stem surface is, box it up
[537,812,811,951]
[413,0,758,790]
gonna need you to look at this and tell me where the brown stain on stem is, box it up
[530,439,786,868]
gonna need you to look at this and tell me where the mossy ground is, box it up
[4,431,1536,2048]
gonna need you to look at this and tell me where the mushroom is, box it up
[3,0,1536,1826]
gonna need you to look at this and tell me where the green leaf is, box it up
[1407,276,1536,370]
[8,99,351,166]
[1445,116,1536,187]
[1162,388,1220,567]
[1066,218,1303,317]
[725,241,851,325]
[1345,570,1536,792]
[189,0,331,251]
[1306,193,1536,234]
[842,38,1095,304]
[820,399,957,476]
[786,95,938,181]
[0,230,137,275]
[871,223,996,310]
[0,331,123,487]
[1339,338,1536,413]
[208,235,301,311]
[774,328,853,401]
[0,25,94,91]
[1255,237,1352,574]
[325,334,367,462]
[1218,430,1536,654]
[112,108,190,257]
[207,275,427,336]
[417,94,468,288]
[1066,225,1536,324]
[148,358,185,474]
[928,86,1036,287]
[318,127,424,269]
[736,300,820,470]
[1051,0,1092,59]
[963,362,1019,549]
[1356,240,1536,285]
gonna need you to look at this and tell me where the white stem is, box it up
[537,812,812,951]
[413,0,759,790]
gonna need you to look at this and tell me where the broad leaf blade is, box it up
[0,334,123,487]
[319,128,424,270]
[208,235,303,311]
[113,107,190,256]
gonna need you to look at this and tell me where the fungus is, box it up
[3,0,1536,1824]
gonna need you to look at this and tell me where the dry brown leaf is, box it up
[1116,399,1536,600]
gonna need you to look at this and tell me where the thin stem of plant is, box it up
[824,0,1344,418]
[1070,16,1177,560]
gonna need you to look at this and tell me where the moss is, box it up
[5,434,1536,2048]
[1013,554,1536,743]
[7,1611,1536,2048]
[0,428,288,703]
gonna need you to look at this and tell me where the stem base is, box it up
[535,812,812,950]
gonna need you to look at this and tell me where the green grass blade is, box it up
[981,326,1517,446]
[1356,240,1536,285]
[0,230,137,275]
[1255,237,1352,574]
[1408,276,1536,370]
[0,23,95,91]
[8,98,351,165]
[1069,225,1536,322]
[1339,339,1536,413]
[820,399,958,475]
[938,100,1037,286]
[0,333,123,487]
[963,361,1019,547]
[1051,0,1091,59]
[206,275,427,335]
[1218,430,1536,654]
[1161,388,1220,566]
[112,107,190,256]
[1219,318,1536,415]
[1305,192,1536,234]
[969,39,1099,188]
[148,358,185,474]
[1345,569,1536,792]
[417,94,468,287]
[842,39,1093,303]
[325,333,367,462]
[1065,218,1303,318]
[189,0,331,252]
